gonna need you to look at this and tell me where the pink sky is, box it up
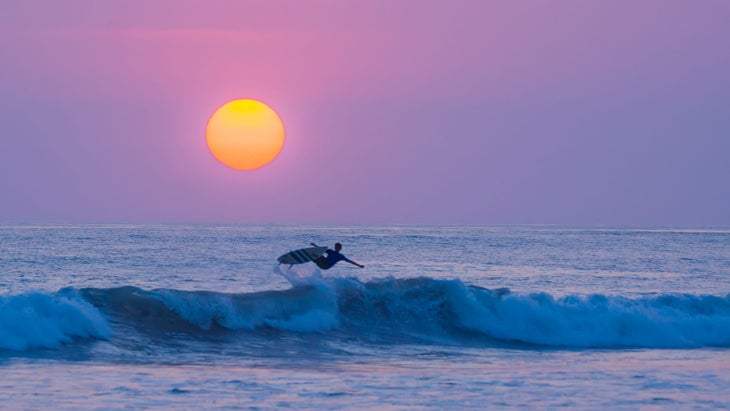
[1,1,729,225]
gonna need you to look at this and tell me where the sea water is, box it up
[1,225,729,409]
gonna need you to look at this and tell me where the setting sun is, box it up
[206,99,285,170]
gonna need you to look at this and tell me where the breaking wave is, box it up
[0,289,111,351]
[2,274,730,352]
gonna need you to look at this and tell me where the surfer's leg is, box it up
[314,256,330,270]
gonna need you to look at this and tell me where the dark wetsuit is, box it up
[314,249,348,270]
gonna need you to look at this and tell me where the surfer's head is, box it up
[334,243,342,252]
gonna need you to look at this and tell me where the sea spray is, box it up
[448,284,730,348]
[0,289,111,351]
[154,283,339,332]
[5,277,730,351]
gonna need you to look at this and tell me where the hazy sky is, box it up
[1,1,729,225]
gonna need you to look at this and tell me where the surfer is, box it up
[310,242,364,270]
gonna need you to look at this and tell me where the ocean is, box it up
[1,224,729,409]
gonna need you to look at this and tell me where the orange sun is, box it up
[206,99,285,170]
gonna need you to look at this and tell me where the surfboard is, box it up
[277,246,327,265]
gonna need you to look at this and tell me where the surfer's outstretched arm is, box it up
[345,258,365,268]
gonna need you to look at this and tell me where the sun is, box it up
[206,99,285,170]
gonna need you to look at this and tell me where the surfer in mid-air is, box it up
[310,242,364,270]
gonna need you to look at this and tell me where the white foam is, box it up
[457,288,730,348]
[154,281,339,333]
[0,290,111,351]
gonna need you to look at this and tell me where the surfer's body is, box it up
[310,242,364,270]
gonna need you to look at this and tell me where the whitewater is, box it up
[1,225,729,409]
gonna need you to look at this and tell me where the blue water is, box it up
[1,225,729,409]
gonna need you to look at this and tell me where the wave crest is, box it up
[0,289,111,351]
[4,277,730,351]
[79,283,339,335]
[458,288,730,348]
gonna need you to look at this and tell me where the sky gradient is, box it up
[1,1,729,225]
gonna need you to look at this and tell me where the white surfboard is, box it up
[277,246,327,265]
